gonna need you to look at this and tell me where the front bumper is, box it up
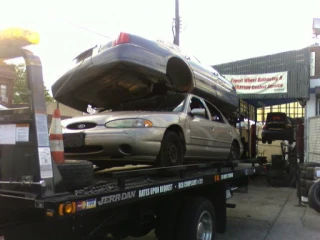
[63,127,167,161]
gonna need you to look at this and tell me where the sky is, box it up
[0,0,319,94]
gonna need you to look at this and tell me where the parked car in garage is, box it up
[51,32,239,119]
[261,112,295,144]
[61,92,243,169]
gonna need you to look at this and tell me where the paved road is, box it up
[106,176,320,240]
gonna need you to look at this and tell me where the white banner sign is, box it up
[224,71,288,94]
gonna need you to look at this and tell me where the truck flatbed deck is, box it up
[40,161,261,210]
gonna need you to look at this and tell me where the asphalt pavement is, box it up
[107,175,320,240]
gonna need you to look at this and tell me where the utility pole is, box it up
[173,0,180,46]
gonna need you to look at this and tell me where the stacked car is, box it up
[52,32,243,170]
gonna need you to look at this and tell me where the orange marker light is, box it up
[65,202,73,214]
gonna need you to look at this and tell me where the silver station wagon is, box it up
[62,92,243,169]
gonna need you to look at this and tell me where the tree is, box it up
[12,63,54,104]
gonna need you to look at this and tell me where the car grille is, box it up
[66,122,97,130]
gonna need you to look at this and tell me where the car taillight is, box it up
[112,32,130,46]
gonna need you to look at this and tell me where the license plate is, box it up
[63,132,85,148]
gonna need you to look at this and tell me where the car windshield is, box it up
[107,92,187,112]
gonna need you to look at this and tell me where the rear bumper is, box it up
[261,129,293,141]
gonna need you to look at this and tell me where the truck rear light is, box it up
[59,201,76,216]
[46,210,55,217]
[112,32,130,46]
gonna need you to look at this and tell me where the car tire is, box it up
[308,181,320,213]
[176,197,216,240]
[56,160,94,191]
[156,130,184,166]
[262,138,266,144]
[268,140,272,144]
[228,141,240,161]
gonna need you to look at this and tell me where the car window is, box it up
[188,96,209,119]
[204,100,225,123]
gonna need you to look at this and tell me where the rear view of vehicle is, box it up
[261,112,295,144]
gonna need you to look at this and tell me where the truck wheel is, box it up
[308,181,320,212]
[177,197,216,240]
[56,160,94,191]
[156,130,184,166]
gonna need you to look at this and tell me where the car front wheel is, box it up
[156,130,184,166]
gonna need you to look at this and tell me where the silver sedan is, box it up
[61,93,243,169]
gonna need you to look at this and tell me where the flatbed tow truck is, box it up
[0,28,263,240]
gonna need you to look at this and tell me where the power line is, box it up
[66,22,112,40]
[46,14,112,40]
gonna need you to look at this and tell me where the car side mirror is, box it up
[190,108,206,117]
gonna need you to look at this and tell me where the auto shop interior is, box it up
[212,44,320,189]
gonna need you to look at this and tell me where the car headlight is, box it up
[105,119,153,128]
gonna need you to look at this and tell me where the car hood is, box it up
[61,111,182,128]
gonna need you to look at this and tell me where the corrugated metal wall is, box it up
[212,47,310,100]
